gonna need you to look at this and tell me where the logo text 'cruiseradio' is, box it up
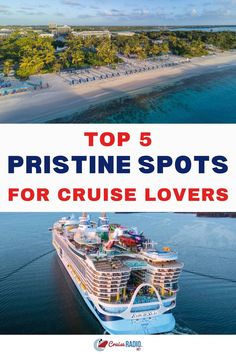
[94,339,142,351]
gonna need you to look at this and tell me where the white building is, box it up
[39,33,55,38]
[116,31,135,36]
[57,25,72,35]
[72,30,111,39]
[152,39,164,44]
[0,28,12,38]
[49,23,57,30]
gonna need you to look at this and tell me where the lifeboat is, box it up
[163,246,171,252]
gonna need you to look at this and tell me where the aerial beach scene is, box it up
[1,0,236,123]
[0,212,236,335]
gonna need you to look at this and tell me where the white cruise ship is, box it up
[52,213,183,334]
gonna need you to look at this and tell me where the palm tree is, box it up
[59,50,70,68]
[3,59,14,76]
[17,55,44,79]
[150,44,161,56]
[97,39,117,65]
[161,42,169,54]
[17,56,34,79]
[53,62,62,73]
[84,36,93,48]
[134,46,146,59]
[71,50,85,67]
[124,44,131,57]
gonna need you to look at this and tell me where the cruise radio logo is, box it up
[94,339,108,351]
[94,339,142,351]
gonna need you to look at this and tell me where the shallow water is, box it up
[0,212,236,334]
[52,66,236,123]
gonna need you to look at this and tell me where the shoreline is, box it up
[49,68,234,124]
[0,51,236,123]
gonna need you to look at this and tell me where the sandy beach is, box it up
[0,51,236,123]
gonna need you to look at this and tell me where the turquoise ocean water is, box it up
[0,212,236,334]
[56,66,236,123]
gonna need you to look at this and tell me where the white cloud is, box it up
[97,7,153,18]
[223,9,232,16]
[98,9,128,17]
[18,10,47,16]
[0,5,12,15]
[62,0,82,7]
[133,8,150,16]
[191,8,198,16]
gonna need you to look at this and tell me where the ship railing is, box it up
[122,282,176,315]
[98,295,175,307]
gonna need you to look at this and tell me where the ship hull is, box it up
[54,244,176,335]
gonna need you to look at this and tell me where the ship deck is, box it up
[117,254,183,269]
[93,257,130,272]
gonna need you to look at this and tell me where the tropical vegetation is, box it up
[0,28,236,79]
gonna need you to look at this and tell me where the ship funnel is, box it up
[101,212,107,217]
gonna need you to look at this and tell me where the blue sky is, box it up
[0,0,236,25]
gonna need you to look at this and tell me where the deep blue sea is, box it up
[0,212,236,334]
[60,66,236,123]
[171,26,236,32]
[128,26,236,33]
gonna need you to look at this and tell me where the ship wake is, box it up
[0,249,55,283]
[172,323,197,335]
[183,269,236,283]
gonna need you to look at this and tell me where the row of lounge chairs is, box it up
[0,82,11,88]
[94,258,123,271]
[0,83,49,97]
[67,60,183,86]
[0,87,29,96]
[70,71,122,85]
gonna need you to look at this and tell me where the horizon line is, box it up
[1,23,236,27]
